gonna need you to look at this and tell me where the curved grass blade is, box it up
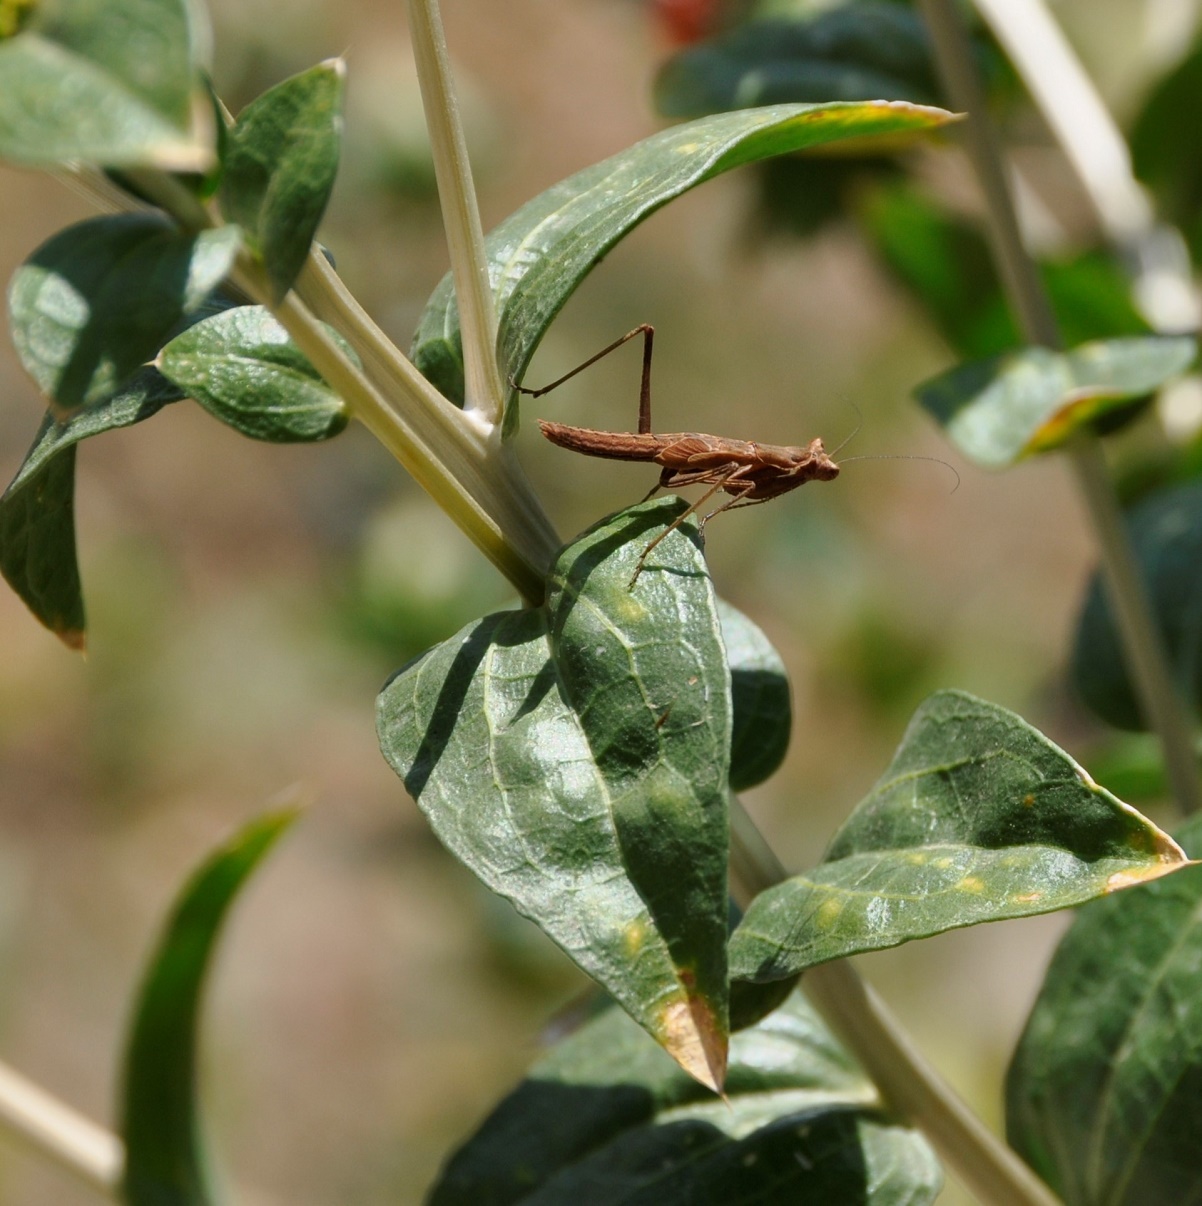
[0,0,211,170]
[8,214,242,414]
[157,306,350,442]
[430,989,940,1206]
[221,60,344,301]
[411,100,956,416]
[378,498,731,1089]
[1006,812,1202,1206]
[916,337,1196,468]
[729,691,1186,985]
[121,809,298,1206]
[1072,479,1202,731]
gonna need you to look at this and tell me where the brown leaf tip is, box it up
[659,994,728,1095]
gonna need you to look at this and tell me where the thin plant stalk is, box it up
[917,0,1202,818]
[728,802,1062,1206]
[971,0,1200,333]
[0,1059,122,1195]
[405,0,507,425]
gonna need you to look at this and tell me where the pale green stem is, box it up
[918,0,1202,817]
[233,256,554,602]
[728,803,1060,1206]
[971,0,1200,333]
[0,1059,122,1195]
[406,0,507,424]
[56,164,561,603]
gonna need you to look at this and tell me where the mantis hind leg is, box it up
[511,325,656,434]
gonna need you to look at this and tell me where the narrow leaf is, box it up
[0,366,183,646]
[0,0,211,170]
[411,100,956,414]
[1073,480,1202,731]
[377,499,731,1088]
[220,60,344,301]
[157,306,350,442]
[729,691,1186,985]
[430,990,941,1206]
[655,6,940,119]
[1006,812,1202,1206]
[121,809,298,1206]
[8,214,242,413]
[719,599,791,791]
[916,337,1196,468]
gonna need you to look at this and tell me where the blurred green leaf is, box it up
[1072,480,1202,731]
[157,305,349,442]
[654,5,940,119]
[861,182,1149,358]
[0,0,211,170]
[8,214,241,414]
[1006,812,1202,1206]
[411,100,956,417]
[729,691,1186,984]
[915,337,1196,468]
[0,366,184,647]
[378,499,732,1088]
[121,809,297,1206]
[1131,40,1202,265]
[221,60,344,301]
[430,989,941,1206]
[719,599,791,791]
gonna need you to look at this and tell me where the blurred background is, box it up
[0,0,1191,1201]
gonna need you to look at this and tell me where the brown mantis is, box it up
[515,325,841,583]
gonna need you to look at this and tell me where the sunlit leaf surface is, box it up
[378,499,731,1087]
[729,691,1186,983]
[411,100,955,416]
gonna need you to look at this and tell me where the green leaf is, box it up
[377,499,732,1089]
[915,337,1197,468]
[157,306,350,442]
[121,809,297,1206]
[1072,480,1202,731]
[8,214,242,414]
[719,599,791,791]
[859,181,1150,360]
[728,691,1186,984]
[0,0,211,170]
[0,366,183,647]
[411,100,956,414]
[1131,39,1202,265]
[220,60,345,301]
[654,6,940,119]
[430,989,941,1206]
[1006,812,1202,1206]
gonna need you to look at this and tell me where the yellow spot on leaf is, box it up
[817,897,843,926]
[623,918,647,956]
[1022,794,1036,808]
[957,876,985,893]
[1012,892,1042,904]
[1106,859,1199,892]
[933,856,954,870]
